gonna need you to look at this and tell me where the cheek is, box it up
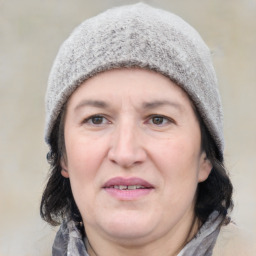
[64,134,106,191]
[154,135,200,168]
[64,137,102,214]
[65,131,105,168]
[151,137,201,194]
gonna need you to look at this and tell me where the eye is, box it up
[90,116,104,124]
[151,116,165,125]
[147,115,173,126]
[83,115,110,126]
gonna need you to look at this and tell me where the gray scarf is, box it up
[52,211,223,256]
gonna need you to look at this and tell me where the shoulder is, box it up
[212,222,255,256]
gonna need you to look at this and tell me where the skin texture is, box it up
[61,68,212,256]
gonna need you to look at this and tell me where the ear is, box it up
[60,157,70,178]
[198,151,212,183]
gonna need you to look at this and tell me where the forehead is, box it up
[66,68,193,110]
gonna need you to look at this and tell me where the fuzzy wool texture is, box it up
[45,2,224,153]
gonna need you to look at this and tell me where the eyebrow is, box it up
[74,99,183,112]
[142,100,183,111]
[74,100,109,111]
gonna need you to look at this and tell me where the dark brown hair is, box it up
[40,105,233,226]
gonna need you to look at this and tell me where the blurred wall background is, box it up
[0,0,255,255]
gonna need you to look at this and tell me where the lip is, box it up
[103,177,154,201]
[103,176,154,188]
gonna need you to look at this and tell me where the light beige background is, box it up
[0,0,255,255]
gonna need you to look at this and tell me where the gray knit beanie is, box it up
[45,3,224,154]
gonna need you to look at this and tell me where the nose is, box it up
[107,120,147,168]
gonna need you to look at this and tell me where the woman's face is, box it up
[61,68,212,246]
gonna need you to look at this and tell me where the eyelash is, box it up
[82,114,175,127]
[146,115,175,126]
[83,115,110,125]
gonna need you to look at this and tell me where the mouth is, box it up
[103,177,154,200]
[103,176,154,189]
[107,185,149,190]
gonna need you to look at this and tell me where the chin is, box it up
[105,227,155,245]
[97,211,157,242]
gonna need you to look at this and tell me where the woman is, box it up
[40,3,251,256]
